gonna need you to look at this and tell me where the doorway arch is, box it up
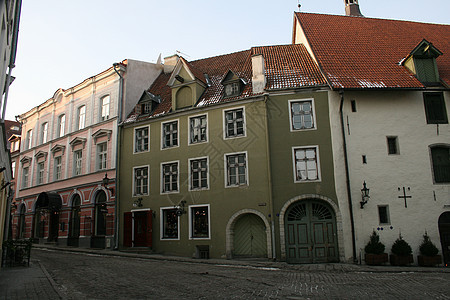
[438,212,450,266]
[33,192,62,242]
[68,194,81,246]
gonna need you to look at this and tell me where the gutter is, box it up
[263,93,276,261]
[339,90,358,263]
[112,63,124,250]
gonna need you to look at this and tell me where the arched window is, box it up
[69,195,81,240]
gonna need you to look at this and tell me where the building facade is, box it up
[13,59,162,249]
[119,45,351,263]
[293,5,450,264]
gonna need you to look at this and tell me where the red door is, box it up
[124,211,152,248]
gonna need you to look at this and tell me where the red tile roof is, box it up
[294,12,450,89]
[126,44,327,122]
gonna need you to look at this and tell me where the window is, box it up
[58,114,66,137]
[430,146,450,183]
[161,161,178,193]
[54,156,62,180]
[189,114,207,144]
[26,129,32,150]
[225,152,247,187]
[37,162,45,185]
[293,146,320,182]
[133,166,149,196]
[224,108,245,138]
[189,157,208,190]
[134,126,149,153]
[161,208,179,239]
[161,120,178,149]
[289,99,316,130]
[351,100,357,112]
[224,82,240,98]
[78,105,86,130]
[101,96,110,121]
[189,205,210,239]
[378,205,390,225]
[424,93,448,124]
[74,150,82,176]
[387,136,399,155]
[142,102,151,114]
[22,167,29,188]
[41,123,48,144]
[11,161,15,178]
[97,143,107,170]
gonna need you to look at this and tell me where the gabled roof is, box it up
[125,44,327,122]
[294,12,450,89]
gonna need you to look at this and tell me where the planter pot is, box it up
[390,254,413,266]
[417,255,442,267]
[365,253,388,265]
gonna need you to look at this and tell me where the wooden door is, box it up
[285,200,338,264]
[124,211,153,248]
[234,214,267,257]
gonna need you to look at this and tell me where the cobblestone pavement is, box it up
[28,248,450,300]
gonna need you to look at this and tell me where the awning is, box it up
[36,192,62,211]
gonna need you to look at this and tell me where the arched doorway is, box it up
[438,212,450,266]
[285,200,338,263]
[17,204,26,239]
[68,194,81,247]
[33,192,62,242]
[233,213,267,258]
[92,190,107,248]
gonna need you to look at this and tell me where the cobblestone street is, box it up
[14,248,448,299]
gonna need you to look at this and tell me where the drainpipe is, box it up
[263,94,276,261]
[339,90,358,263]
[112,63,124,250]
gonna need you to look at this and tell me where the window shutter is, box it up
[146,210,153,248]
[123,212,132,247]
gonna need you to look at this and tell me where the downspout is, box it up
[339,90,357,263]
[113,63,124,250]
[1,0,22,121]
[263,94,276,261]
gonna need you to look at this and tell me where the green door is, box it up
[234,214,267,257]
[285,200,338,264]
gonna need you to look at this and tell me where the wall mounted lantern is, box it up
[102,173,115,196]
[175,200,186,216]
[360,181,370,209]
[133,197,143,208]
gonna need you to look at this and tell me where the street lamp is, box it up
[102,173,115,196]
[360,181,370,209]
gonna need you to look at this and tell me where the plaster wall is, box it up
[330,89,450,263]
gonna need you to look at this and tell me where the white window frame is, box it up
[41,122,48,144]
[101,95,110,121]
[161,119,179,150]
[133,165,149,197]
[160,160,179,194]
[378,205,391,225]
[22,167,29,188]
[223,106,246,139]
[188,156,209,191]
[292,146,321,183]
[11,161,15,179]
[224,151,249,188]
[288,99,317,132]
[54,156,62,181]
[73,150,83,176]
[78,105,86,130]
[133,125,150,154]
[58,114,66,137]
[37,162,45,185]
[189,204,210,240]
[26,129,33,150]
[188,113,208,145]
[160,207,180,240]
[97,142,107,171]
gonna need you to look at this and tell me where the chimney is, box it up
[251,54,266,94]
[164,54,180,74]
[344,0,364,17]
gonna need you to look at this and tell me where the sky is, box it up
[4,0,450,120]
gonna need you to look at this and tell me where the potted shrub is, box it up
[364,231,388,265]
[418,233,442,267]
[390,235,413,266]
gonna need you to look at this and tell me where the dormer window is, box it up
[403,40,443,86]
[138,91,161,115]
[142,102,151,114]
[221,70,245,99]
